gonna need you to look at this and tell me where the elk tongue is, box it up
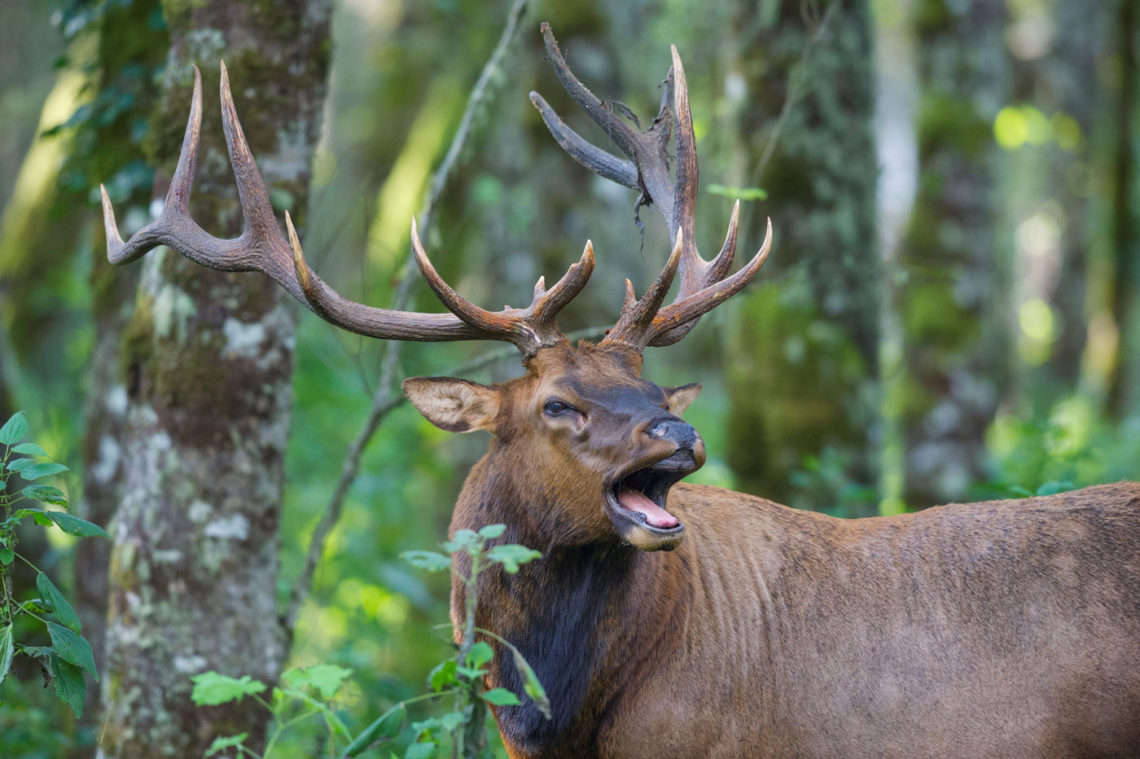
[618,488,679,529]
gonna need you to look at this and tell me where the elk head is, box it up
[100,27,772,552]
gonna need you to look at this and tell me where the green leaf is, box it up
[44,511,108,538]
[477,524,506,539]
[510,648,551,720]
[0,412,28,445]
[441,529,479,554]
[706,182,768,201]
[405,741,436,759]
[6,460,68,481]
[205,734,248,757]
[0,625,13,687]
[48,623,97,677]
[467,641,493,669]
[343,703,405,756]
[437,711,464,733]
[21,484,68,507]
[485,544,542,574]
[455,665,486,681]
[190,672,266,706]
[287,664,353,700]
[1007,485,1033,498]
[37,572,82,632]
[479,688,521,707]
[401,550,451,573]
[0,549,12,566]
[12,442,48,457]
[50,652,87,718]
[428,660,457,692]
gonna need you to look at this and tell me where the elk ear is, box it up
[664,383,701,415]
[402,377,501,433]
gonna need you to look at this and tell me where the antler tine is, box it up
[410,220,593,356]
[647,218,773,347]
[601,228,684,350]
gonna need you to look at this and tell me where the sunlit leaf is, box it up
[511,648,551,720]
[477,524,505,539]
[12,442,48,457]
[401,550,451,573]
[21,485,68,507]
[479,687,521,706]
[429,660,457,692]
[190,672,266,706]
[485,544,542,574]
[706,183,768,201]
[44,511,108,538]
[287,664,353,700]
[205,734,248,757]
[0,412,28,445]
[442,529,479,554]
[467,641,493,669]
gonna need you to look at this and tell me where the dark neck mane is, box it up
[452,459,691,755]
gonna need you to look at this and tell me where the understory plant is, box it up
[192,524,547,759]
[0,411,107,717]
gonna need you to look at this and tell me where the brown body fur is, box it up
[453,476,1140,758]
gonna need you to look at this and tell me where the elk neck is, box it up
[450,448,696,755]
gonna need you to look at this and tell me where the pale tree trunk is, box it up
[722,0,881,516]
[897,0,1009,507]
[98,2,330,757]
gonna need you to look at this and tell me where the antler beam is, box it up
[101,64,593,356]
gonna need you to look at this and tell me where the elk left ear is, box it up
[664,383,701,415]
[402,377,501,433]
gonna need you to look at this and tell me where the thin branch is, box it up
[285,0,529,635]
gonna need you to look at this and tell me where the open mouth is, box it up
[604,451,697,535]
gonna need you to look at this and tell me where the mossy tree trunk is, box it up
[98,2,330,757]
[73,1,168,734]
[722,0,881,516]
[897,0,1009,507]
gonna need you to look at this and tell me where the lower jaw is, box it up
[606,502,686,551]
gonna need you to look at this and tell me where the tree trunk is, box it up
[897,0,1010,507]
[98,2,329,757]
[722,0,881,516]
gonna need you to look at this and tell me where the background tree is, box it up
[97,1,330,756]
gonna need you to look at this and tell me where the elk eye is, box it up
[543,399,574,416]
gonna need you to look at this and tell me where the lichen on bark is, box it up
[98,2,330,757]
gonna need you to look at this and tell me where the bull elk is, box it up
[101,24,1140,759]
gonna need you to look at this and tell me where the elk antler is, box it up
[101,63,593,357]
[530,23,773,348]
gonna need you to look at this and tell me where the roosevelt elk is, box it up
[101,24,1140,759]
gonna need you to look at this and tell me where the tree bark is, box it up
[897,0,1010,507]
[98,2,329,757]
[722,0,881,516]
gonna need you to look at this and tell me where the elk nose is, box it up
[646,418,705,466]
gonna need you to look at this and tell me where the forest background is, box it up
[0,0,1137,756]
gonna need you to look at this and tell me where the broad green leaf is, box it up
[479,688,521,707]
[401,550,451,573]
[441,529,479,554]
[485,544,542,574]
[48,623,97,677]
[7,460,68,481]
[343,703,405,756]
[289,663,353,700]
[0,412,28,445]
[12,442,48,457]
[50,652,87,718]
[45,511,108,538]
[510,648,551,719]
[455,665,486,681]
[190,672,266,706]
[477,524,506,539]
[21,484,68,506]
[37,572,82,632]
[437,711,464,733]
[0,625,13,687]
[205,734,248,757]
[410,717,441,734]
[428,660,457,692]
[0,549,12,566]
[405,741,436,759]
[467,641,493,669]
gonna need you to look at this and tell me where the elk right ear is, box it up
[402,377,501,433]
